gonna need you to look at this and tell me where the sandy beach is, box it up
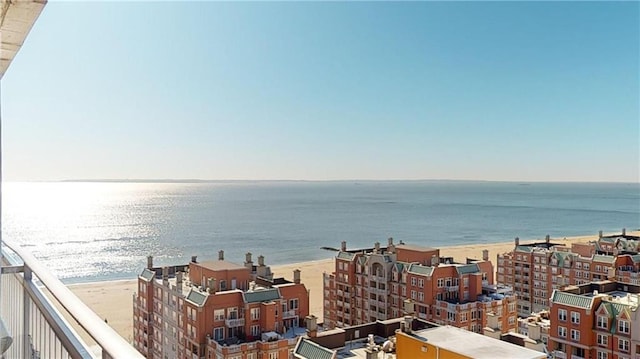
[66,230,637,342]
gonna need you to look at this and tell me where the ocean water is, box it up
[2,181,638,284]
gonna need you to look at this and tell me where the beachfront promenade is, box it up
[66,231,638,342]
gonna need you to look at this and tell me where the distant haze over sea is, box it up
[3,181,638,284]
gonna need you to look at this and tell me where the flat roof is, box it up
[197,260,247,271]
[395,243,438,252]
[411,326,545,359]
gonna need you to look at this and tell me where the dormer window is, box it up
[596,315,607,329]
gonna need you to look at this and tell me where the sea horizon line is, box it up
[2,178,638,185]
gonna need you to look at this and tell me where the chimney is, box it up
[545,235,550,244]
[365,348,379,359]
[482,249,489,261]
[147,255,153,269]
[515,237,520,246]
[218,250,224,261]
[258,255,265,267]
[245,252,253,269]
[207,277,217,293]
[623,228,626,235]
[388,237,394,246]
[293,269,301,284]
[176,271,183,288]
[431,255,438,266]
[374,242,380,253]
[341,241,347,252]
[162,266,169,279]
[403,315,413,334]
[403,299,415,316]
[191,255,197,263]
[599,230,603,239]
[305,315,318,337]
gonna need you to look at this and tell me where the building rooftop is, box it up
[243,287,281,303]
[293,338,335,359]
[395,243,438,252]
[411,326,545,359]
[550,291,595,309]
[198,260,247,271]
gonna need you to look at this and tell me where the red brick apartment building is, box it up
[497,231,639,317]
[323,238,517,334]
[548,280,640,359]
[133,251,309,359]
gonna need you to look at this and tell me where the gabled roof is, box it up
[293,338,334,359]
[243,288,280,303]
[456,264,480,275]
[357,256,367,266]
[337,252,355,261]
[551,291,594,309]
[394,262,407,272]
[407,263,433,277]
[139,268,155,281]
[186,289,207,306]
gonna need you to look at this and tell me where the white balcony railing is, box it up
[1,239,144,358]
[225,318,245,328]
[282,310,297,319]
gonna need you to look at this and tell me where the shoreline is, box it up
[67,230,637,342]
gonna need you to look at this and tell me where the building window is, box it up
[619,320,630,334]
[437,278,444,287]
[571,312,580,324]
[411,277,417,286]
[418,278,424,288]
[250,325,260,337]
[570,329,580,341]
[558,309,567,321]
[597,315,607,329]
[411,290,417,300]
[214,309,224,321]
[418,292,424,302]
[213,327,224,341]
[597,334,608,346]
[268,353,278,359]
[558,326,567,338]
[596,352,607,359]
[251,308,260,320]
[289,298,299,310]
[619,339,630,352]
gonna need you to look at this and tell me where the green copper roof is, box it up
[186,289,207,306]
[337,252,355,260]
[294,338,334,359]
[515,246,534,253]
[593,255,615,264]
[407,263,434,277]
[244,288,281,303]
[395,262,407,272]
[551,290,594,309]
[456,264,480,275]
[140,268,155,281]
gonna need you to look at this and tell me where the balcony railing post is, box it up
[23,265,31,359]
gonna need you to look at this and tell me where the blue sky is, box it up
[2,1,638,182]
